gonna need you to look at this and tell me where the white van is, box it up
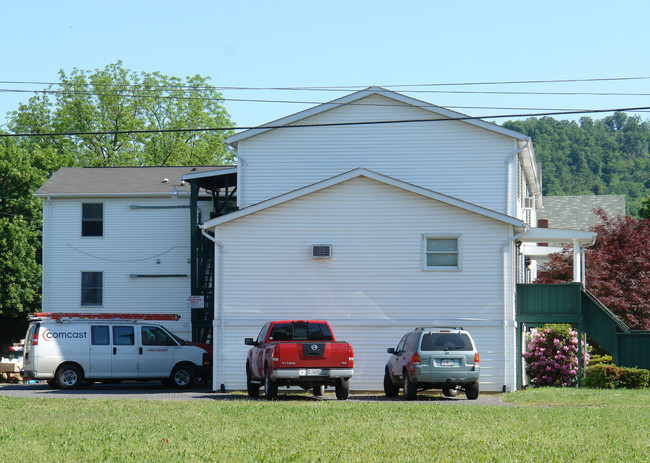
[21,313,210,389]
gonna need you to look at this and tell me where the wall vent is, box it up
[312,245,332,259]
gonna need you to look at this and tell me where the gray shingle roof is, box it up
[34,166,232,197]
[537,195,626,230]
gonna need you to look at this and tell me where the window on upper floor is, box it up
[423,236,460,270]
[81,271,103,306]
[82,203,103,237]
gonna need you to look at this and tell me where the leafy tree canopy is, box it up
[7,61,235,167]
[503,113,650,217]
[536,211,650,330]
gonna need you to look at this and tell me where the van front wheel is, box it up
[170,364,195,389]
[56,364,82,389]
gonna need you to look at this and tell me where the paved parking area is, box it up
[0,382,512,404]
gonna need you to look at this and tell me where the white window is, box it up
[423,236,460,270]
[81,271,103,306]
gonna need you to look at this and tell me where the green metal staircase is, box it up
[516,283,650,387]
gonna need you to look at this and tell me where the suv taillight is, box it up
[474,353,480,364]
[409,352,421,366]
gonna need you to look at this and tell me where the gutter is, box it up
[200,227,226,393]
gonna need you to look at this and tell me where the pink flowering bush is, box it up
[523,324,590,387]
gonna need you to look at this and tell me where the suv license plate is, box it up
[441,360,455,367]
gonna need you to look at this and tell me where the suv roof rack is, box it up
[414,326,464,331]
[30,312,181,321]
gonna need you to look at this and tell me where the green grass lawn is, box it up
[1,389,649,462]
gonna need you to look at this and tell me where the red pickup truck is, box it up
[244,320,354,400]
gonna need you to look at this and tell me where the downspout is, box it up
[501,226,530,391]
[201,227,225,393]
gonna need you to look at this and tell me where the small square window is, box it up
[82,203,103,237]
[81,272,103,306]
[424,236,459,270]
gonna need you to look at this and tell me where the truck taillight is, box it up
[348,345,354,363]
[409,352,421,366]
[474,353,480,364]
[272,344,280,362]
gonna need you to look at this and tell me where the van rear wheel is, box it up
[56,364,82,389]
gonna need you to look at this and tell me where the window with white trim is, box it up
[82,203,103,237]
[81,271,103,306]
[423,236,460,270]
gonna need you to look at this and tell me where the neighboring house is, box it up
[34,166,234,339]
[537,195,626,230]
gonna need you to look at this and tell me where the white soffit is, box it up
[517,228,597,246]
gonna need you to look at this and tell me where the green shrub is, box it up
[584,364,649,389]
[588,354,613,366]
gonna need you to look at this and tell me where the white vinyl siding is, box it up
[42,197,196,338]
[211,177,515,391]
[236,94,514,213]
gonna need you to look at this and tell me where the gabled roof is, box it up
[225,86,530,147]
[34,166,232,198]
[200,167,527,230]
[224,86,542,201]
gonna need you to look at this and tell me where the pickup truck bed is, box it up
[245,320,354,400]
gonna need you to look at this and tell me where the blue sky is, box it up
[2,0,649,129]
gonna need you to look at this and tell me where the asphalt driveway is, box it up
[0,382,512,405]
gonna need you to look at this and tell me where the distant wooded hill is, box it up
[502,112,650,217]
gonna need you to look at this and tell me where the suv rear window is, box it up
[420,333,472,351]
[269,322,333,341]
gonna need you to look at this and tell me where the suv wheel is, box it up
[403,372,417,401]
[383,370,399,397]
[465,381,480,400]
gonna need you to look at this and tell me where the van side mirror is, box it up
[387,347,396,354]
[244,338,258,346]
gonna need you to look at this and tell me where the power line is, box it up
[2,76,650,90]
[3,105,649,138]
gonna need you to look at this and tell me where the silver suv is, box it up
[384,327,480,400]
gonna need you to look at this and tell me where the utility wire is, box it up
[3,105,650,138]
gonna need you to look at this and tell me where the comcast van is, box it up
[21,313,210,389]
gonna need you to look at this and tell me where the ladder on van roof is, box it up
[30,313,181,321]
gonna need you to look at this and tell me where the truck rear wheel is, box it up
[335,378,350,400]
[56,364,82,389]
[247,364,260,397]
[264,367,278,400]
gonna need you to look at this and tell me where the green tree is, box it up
[8,61,235,167]
[0,138,56,343]
[640,196,650,219]
[503,113,650,216]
